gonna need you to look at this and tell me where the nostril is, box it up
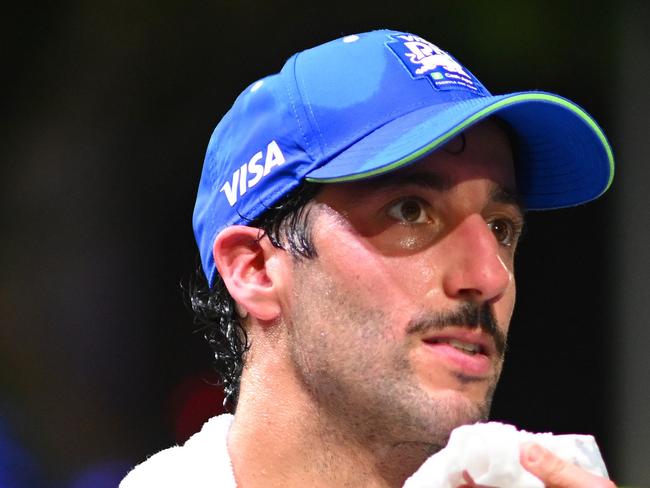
[455,287,504,303]
[443,252,512,302]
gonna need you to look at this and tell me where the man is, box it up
[122,30,615,487]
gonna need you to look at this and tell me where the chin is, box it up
[432,388,492,425]
[397,391,489,453]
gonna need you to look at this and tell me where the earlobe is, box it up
[212,226,282,322]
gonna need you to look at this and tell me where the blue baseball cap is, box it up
[193,29,614,285]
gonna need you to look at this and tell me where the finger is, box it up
[457,470,497,488]
[459,470,477,487]
[520,442,616,488]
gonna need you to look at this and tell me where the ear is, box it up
[212,226,282,322]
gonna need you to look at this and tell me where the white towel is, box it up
[403,422,609,488]
[119,414,237,488]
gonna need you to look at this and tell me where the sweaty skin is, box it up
[221,119,523,488]
[219,118,615,487]
[285,131,520,448]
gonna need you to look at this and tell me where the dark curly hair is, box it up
[188,182,322,410]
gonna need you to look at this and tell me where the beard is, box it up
[285,259,503,455]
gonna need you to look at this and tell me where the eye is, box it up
[487,218,519,247]
[386,198,429,224]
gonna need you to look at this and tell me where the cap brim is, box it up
[305,92,614,210]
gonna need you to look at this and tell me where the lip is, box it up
[421,329,496,377]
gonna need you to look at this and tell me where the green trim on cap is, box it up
[306,93,615,197]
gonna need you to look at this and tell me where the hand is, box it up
[520,442,616,488]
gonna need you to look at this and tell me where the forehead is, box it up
[318,118,519,205]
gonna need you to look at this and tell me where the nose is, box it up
[442,214,512,303]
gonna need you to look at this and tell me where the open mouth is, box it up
[423,337,487,356]
[421,332,495,377]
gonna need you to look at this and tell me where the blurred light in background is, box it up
[0,418,46,488]
[169,372,227,445]
[67,461,131,488]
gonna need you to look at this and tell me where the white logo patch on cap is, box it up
[387,33,486,94]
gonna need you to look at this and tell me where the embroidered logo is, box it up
[387,33,485,94]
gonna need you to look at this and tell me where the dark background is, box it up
[2,1,648,487]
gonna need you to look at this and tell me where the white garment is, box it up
[120,416,609,488]
[403,422,609,488]
[120,413,236,488]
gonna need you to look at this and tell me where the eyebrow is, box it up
[489,186,526,215]
[366,171,453,192]
[363,170,526,216]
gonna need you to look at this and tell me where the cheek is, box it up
[320,227,451,318]
[324,245,394,298]
[316,233,420,314]
[497,280,517,333]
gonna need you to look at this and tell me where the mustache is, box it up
[406,302,507,357]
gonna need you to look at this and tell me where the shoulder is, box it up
[120,414,236,488]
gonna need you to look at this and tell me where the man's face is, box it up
[281,119,522,451]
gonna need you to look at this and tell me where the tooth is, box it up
[448,339,479,354]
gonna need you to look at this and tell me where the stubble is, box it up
[285,259,500,456]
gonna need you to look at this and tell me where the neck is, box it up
[226,343,432,488]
